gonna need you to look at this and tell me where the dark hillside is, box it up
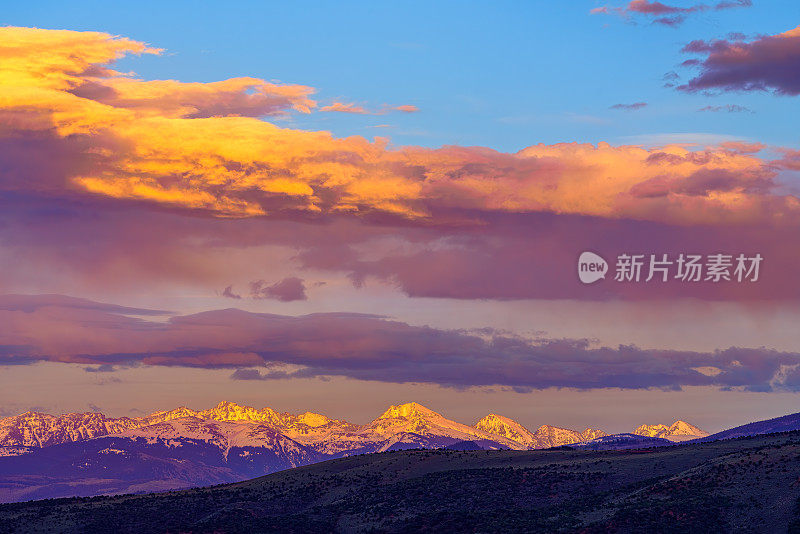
[4,431,800,533]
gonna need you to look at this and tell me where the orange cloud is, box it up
[78,77,317,117]
[320,102,369,114]
[0,26,797,226]
[392,104,418,113]
[320,102,418,114]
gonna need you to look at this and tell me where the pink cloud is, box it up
[593,0,751,26]
[320,102,419,114]
[392,104,419,113]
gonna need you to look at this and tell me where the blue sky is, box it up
[5,0,799,151]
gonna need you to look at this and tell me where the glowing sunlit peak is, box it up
[377,402,441,420]
[296,412,331,427]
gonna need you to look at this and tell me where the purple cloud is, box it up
[610,102,648,111]
[0,294,799,392]
[698,104,753,113]
[592,0,751,26]
[679,26,800,95]
[249,277,307,302]
[222,285,242,299]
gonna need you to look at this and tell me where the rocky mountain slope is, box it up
[0,430,324,502]
[474,414,607,449]
[633,420,709,442]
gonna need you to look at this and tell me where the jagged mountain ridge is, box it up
[474,414,607,449]
[117,418,321,464]
[0,401,357,453]
[633,420,709,442]
[0,400,703,454]
[368,403,519,449]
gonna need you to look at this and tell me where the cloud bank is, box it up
[0,26,793,224]
[0,27,798,302]
[0,295,798,392]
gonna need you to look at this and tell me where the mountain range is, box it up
[0,400,710,501]
[0,400,707,455]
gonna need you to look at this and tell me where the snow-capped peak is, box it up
[368,403,522,449]
[377,402,442,420]
[295,412,330,427]
[474,414,536,447]
[199,401,281,424]
[633,420,708,442]
[668,420,708,436]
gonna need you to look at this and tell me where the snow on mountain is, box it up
[0,401,359,452]
[528,424,607,448]
[474,414,538,448]
[634,420,709,442]
[118,417,320,466]
[0,401,606,453]
[0,446,36,457]
[0,411,140,449]
[365,402,522,449]
[2,400,705,455]
[0,431,323,502]
[139,401,347,430]
[473,413,608,448]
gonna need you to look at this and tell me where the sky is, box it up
[1,1,800,433]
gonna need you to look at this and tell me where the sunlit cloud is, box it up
[0,26,795,226]
[320,102,368,114]
[0,27,799,303]
[320,102,419,114]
